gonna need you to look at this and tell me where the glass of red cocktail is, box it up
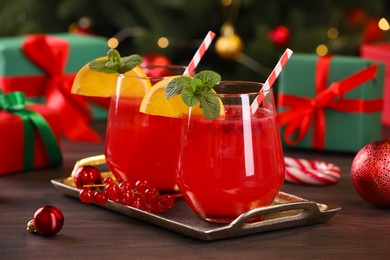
[176,81,285,223]
[104,66,187,192]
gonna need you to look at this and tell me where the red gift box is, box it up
[0,91,62,175]
[0,34,107,142]
[361,43,390,126]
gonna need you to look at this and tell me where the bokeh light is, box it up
[107,37,119,48]
[316,44,328,56]
[157,37,169,48]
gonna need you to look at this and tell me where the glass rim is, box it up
[214,80,270,97]
[118,65,189,80]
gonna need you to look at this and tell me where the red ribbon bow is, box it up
[22,34,101,142]
[277,55,382,150]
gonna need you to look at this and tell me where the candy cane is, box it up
[183,31,216,76]
[284,157,341,185]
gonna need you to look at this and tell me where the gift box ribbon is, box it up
[277,55,382,149]
[0,90,62,170]
[22,34,101,142]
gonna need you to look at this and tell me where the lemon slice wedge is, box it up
[71,57,151,98]
[139,76,224,118]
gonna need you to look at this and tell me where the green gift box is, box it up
[0,33,109,142]
[277,54,384,153]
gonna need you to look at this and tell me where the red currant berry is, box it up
[119,181,133,191]
[106,183,120,201]
[119,189,134,206]
[74,166,102,189]
[94,191,108,205]
[144,188,159,203]
[79,188,94,203]
[27,205,64,236]
[144,203,159,214]
[132,193,146,210]
[135,180,151,194]
[103,177,114,184]
[157,194,174,213]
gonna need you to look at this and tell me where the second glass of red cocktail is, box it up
[176,81,285,223]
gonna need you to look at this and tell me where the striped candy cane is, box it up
[250,48,293,115]
[284,157,341,185]
[183,31,216,76]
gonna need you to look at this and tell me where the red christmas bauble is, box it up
[141,53,172,78]
[351,140,390,207]
[268,25,290,47]
[362,19,385,43]
[346,8,367,27]
[30,205,64,236]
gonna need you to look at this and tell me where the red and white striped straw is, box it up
[183,31,216,76]
[250,48,293,114]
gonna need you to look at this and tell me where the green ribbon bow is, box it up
[0,89,62,170]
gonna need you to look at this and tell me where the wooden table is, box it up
[1,122,390,259]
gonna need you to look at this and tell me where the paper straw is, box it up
[183,31,216,75]
[250,48,293,115]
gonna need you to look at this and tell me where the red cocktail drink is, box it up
[105,66,187,192]
[176,81,285,222]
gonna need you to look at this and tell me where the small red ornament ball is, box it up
[345,8,367,27]
[28,205,64,236]
[351,140,390,207]
[268,25,290,47]
[362,19,386,43]
[141,53,172,78]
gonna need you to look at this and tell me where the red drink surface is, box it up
[105,97,182,191]
[177,106,285,222]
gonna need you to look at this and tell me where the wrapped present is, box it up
[361,43,390,126]
[277,54,384,153]
[0,33,109,142]
[0,90,62,175]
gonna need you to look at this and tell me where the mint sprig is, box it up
[88,49,143,74]
[166,70,222,119]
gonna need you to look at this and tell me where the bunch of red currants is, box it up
[74,166,174,214]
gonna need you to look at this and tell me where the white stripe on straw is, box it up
[250,48,293,115]
[183,31,216,76]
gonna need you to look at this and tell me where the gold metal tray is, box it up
[51,155,341,241]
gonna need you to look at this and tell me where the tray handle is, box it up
[229,201,322,232]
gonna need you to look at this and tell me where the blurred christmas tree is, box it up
[0,0,389,81]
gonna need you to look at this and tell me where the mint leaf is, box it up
[166,76,191,99]
[181,85,198,107]
[165,70,222,119]
[119,55,143,74]
[191,78,203,92]
[194,70,221,91]
[89,59,118,74]
[198,91,221,119]
[107,49,121,63]
[88,48,143,74]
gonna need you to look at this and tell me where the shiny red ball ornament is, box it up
[345,8,367,27]
[268,25,290,47]
[141,53,172,78]
[362,19,385,43]
[27,205,64,236]
[351,140,390,207]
